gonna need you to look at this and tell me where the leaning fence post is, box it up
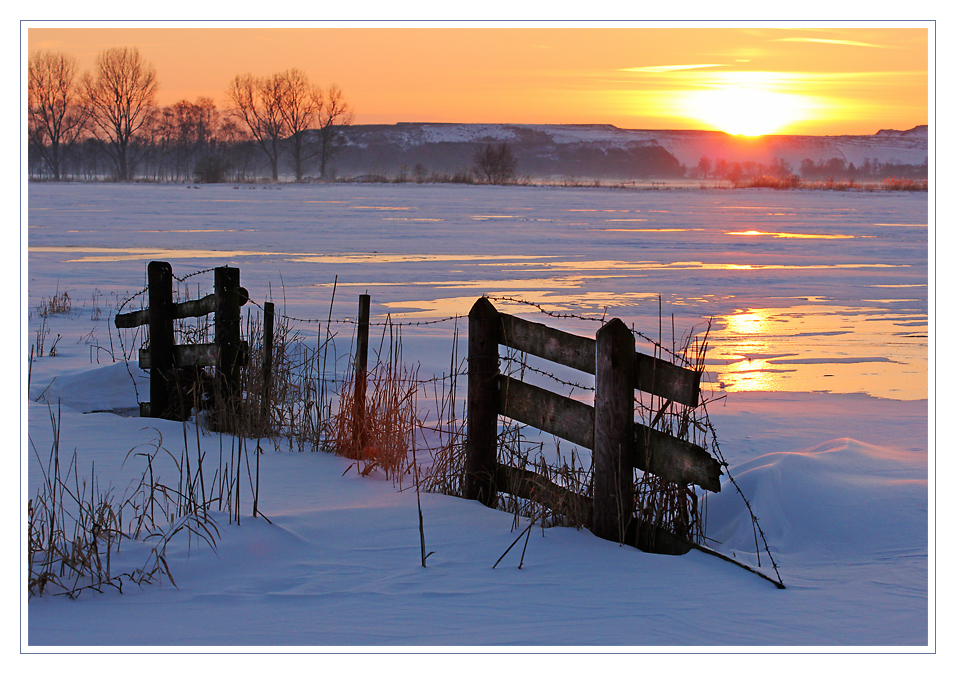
[465,297,500,506]
[147,260,175,419]
[261,301,275,433]
[353,294,371,453]
[215,266,243,426]
[592,318,636,543]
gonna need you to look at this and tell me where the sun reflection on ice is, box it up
[722,359,781,393]
[723,309,770,335]
[707,305,927,400]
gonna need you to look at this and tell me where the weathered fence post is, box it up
[261,300,275,432]
[592,318,636,543]
[353,294,371,453]
[215,266,243,425]
[465,297,500,506]
[147,261,175,419]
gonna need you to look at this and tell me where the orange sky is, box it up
[27,25,930,136]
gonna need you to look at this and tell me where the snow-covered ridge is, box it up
[338,122,928,175]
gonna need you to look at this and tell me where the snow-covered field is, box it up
[23,182,931,652]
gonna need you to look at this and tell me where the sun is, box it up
[679,85,815,137]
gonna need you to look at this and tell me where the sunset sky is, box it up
[27,24,930,137]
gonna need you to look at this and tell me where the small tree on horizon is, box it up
[473,142,518,185]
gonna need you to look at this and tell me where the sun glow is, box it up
[679,86,815,136]
[669,70,821,136]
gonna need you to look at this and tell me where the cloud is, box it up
[775,37,892,49]
[618,64,726,73]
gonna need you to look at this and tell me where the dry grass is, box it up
[744,174,802,189]
[329,323,419,485]
[739,174,928,192]
[28,403,221,599]
[37,286,73,318]
[31,287,73,358]
[881,177,928,191]
[632,314,713,545]
[495,426,593,531]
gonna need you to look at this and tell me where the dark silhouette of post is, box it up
[592,318,635,543]
[353,294,371,453]
[215,266,243,426]
[147,261,175,419]
[465,297,500,506]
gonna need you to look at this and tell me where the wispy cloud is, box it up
[776,37,892,49]
[619,64,726,73]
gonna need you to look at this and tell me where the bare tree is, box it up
[158,97,222,180]
[227,70,353,181]
[316,84,354,179]
[227,73,288,181]
[146,105,176,180]
[192,97,219,152]
[80,47,158,181]
[28,50,88,180]
[473,143,518,185]
[278,68,323,181]
[216,117,256,182]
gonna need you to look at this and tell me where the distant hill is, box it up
[326,123,928,181]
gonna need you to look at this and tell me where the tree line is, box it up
[688,154,927,184]
[27,47,354,183]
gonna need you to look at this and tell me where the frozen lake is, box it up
[28,182,928,401]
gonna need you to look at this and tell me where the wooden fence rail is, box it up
[465,296,722,552]
[114,261,259,423]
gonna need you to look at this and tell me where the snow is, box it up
[23,182,931,654]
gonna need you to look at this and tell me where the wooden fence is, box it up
[465,296,722,553]
[114,261,269,424]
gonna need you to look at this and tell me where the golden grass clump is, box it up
[327,324,426,486]
[331,360,420,483]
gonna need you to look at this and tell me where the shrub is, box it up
[745,174,801,189]
[193,155,229,183]
[473,143,518,185]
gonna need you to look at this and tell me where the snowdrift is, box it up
[706,439,927,561]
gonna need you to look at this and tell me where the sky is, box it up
[26,23,930,138]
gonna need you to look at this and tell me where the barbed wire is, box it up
[243,295,463,328]
[486,295,608,323]
[499,354,595,393]
[699,398,783,587]
[114,287,147,315]
[369,315,463,327]
[487,294,697,365]
[172,267,217,283]
[113,267,216,316]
